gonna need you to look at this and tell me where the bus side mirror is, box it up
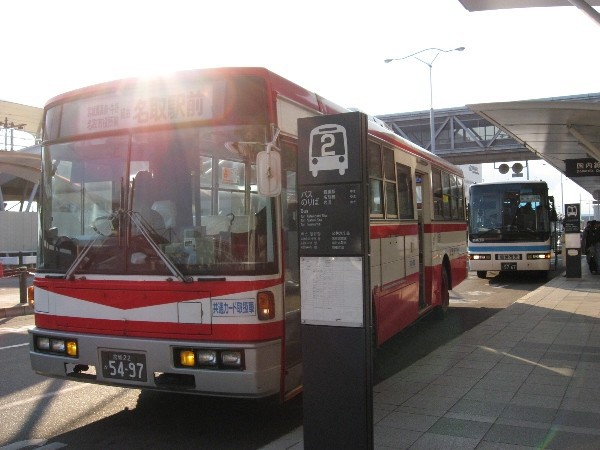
[256,150,281,197]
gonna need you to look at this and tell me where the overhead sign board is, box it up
[565,158,600,177]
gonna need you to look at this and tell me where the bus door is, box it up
[416,171,427,309]
[281,141,302,400]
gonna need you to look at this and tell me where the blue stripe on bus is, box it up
[468,245,550,252]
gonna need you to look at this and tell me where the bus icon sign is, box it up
[309,124,348,177]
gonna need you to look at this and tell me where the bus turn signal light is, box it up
[180,350,195,367]
[257,291,275,320]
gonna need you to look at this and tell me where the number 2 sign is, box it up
[309,124,348,177]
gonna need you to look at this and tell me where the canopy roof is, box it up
[469,96,600,199]
[458,0,600,9]
[0,149,41,184]
[0,100,43,138]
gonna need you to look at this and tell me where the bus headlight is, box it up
[174,348,244,370]
[36,336,50,351]
[469,254,491,260]
[51,339,65,353]
[221,351,242,368]
[34,335,78,357]
[197,350,218,366]
[527,253,551,260]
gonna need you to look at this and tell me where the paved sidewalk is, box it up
[264,262,600,449]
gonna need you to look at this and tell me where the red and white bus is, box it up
[29,67,468,401]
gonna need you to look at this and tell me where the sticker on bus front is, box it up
[309,124,349,177]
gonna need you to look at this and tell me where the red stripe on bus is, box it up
[34,278,282,310]
[424,223,467,233]
[370,223,418,239]
[34,314,283,342]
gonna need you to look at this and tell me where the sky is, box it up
[1,0,598,208]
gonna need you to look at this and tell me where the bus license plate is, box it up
[501,262,517,271]
[101,350,148,382]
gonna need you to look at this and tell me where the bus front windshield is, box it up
[38,125,278,277]
[469,183,551,242]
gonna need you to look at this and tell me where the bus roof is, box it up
[471,180,549,186]
[44,67,462,177]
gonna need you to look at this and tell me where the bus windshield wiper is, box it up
[64,236,102,280]
[127,210,193,283]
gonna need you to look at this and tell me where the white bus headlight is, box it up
[221,351,242,368]
[527,253,551,260]
[50,339,66,353]
[36,336,50,351]
[197,350,218,366]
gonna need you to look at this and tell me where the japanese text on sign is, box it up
[80,85,214,133]
[298,184,362,255]
[212,300,256,317]
[300,256,364,326]
[565,158,600,177]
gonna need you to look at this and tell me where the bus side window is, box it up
[383,147,398,218]
[432,168,443,220]
[368,141,383,216]
[397,163,414,219]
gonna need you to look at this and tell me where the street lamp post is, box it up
[385,47,465,153]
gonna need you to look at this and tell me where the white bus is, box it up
[468,181,557,279]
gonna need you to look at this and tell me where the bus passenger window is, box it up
[450,174,459,219]
[432,168,443,220]
[383,147,397,218]
[370,180,383,215]
[457,178,465,219]
[442,172,451,219]
[368,141,383,216]
[397,164,414,219]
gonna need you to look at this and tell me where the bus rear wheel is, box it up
[477,271,487,279]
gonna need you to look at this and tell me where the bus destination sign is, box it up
[77,83,214,134]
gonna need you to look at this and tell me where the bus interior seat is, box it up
[201,215,255,261]
[202,215,233,235]
[152,200,177,228]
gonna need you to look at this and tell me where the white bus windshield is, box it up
[469,183,551,241]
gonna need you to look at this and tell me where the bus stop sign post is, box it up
[563,203,582,278]
[297,112,373,449]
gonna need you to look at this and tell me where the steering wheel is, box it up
[92,216,114,237]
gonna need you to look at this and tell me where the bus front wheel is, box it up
[477,271,487,279]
